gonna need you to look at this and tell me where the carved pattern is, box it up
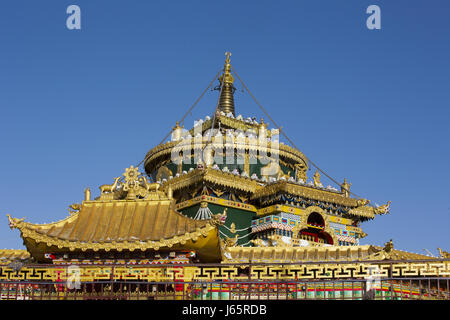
[1,261,449,282]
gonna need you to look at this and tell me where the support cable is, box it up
[231,65,366,201]
[136,68,222,171]
[221,224,251,233]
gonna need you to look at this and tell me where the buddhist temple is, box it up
[1,53,449,300]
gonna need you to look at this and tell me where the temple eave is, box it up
[7,197,225,263]
[223,245,437,264]
[18,225,221,263]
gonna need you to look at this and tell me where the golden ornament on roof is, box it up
[124,165,139,184]
[373,201,391,215]
[99,177,121,194]
[341,178,351,197]
[84,187,91,201]
[313,170,321,187]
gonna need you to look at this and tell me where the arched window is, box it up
[307,212,325,228]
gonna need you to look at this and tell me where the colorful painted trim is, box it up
[251,215,299,233]
[336,234,357,244]
[257,205,354,226]
[328,216,353,226]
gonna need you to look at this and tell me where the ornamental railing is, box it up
[0,278,448,300]
[0,259,449,300]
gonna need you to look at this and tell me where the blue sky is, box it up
[0,1,449,255]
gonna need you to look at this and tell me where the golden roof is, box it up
[223,245,436,263]
[8,199,223,262]
[0,249,30,264]
[165,167,262,193]
[251,180,360,207]
[161,169,378,219]
[371,245,434,260]
[224,245,372,263]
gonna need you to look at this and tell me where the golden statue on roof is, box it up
[341,178,351,197]
[313,170,322,187]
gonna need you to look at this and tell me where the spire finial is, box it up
[221,52,235,85]
[225,51,231,64]
[217,52,236,115]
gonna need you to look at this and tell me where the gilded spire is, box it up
[217,52,236,116]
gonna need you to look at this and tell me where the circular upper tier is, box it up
[143,114,308,183]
